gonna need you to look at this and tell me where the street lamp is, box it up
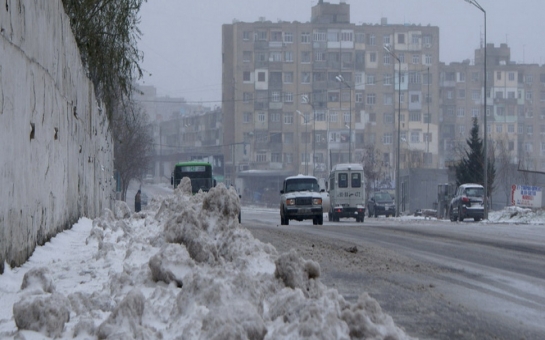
[384,44,402,217]
[335,75,352,163]
[296,110,308,175]
[302,95,317,176]
[463,0,488,218]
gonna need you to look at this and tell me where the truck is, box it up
[328,163,366,222]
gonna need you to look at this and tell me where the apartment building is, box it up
[440,43,545,171]
[222,1,440,191]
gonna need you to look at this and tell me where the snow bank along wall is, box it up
[0,0,114,271]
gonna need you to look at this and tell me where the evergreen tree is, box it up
[455,117,495,197]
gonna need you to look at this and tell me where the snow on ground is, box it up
[0,179,413,340]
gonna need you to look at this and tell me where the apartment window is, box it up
[257,72,266,82]
[328,91,339,102]
[383,35,391,45]
[368,34,376,45]
[256,153,267,163]
[410,131,420,143]
[243,92,253,103]
[283,72,293,84]
[271,91,281,102]
[383,93,393,105]
[497,71,502,80]
[384,74,392,85]
[458,89,466,98]
[366,93,376,105]
[243,71,251,82]
[301,51,311,63]
[383,132,393,145]
[472,108,479,117]
[472,90,480,100]
[398,33,405,44]
[315,51,326,61]
[369,52,376,63]
[412,54,420,64]
[408,72,421,84]
[369,113,376,122]
[284,133,294,144]
[243,112,252,123]
[328,31,339,42]
[313,30,327,41]
[457,108,465,117]
[257,112,266,122]
[459,72,466,82]
[284,32,293,43]
[343,111,350,123]
[398,52,405,63]
[425,54,432,65]
[284,51,293,62]
[341,31,353,42]
[410,94,420,103]
[509,72,515,81]
[424,113,431,123]
[409,111,421,122]
[526,74,534,84]
[508,124,515,133]
[301,72,311,84]
[284,153,293,163]
[366,74,376,85]
[271,153,282,163]
[329,111,338,122]
[383,53,391,65]
[411,34,419,44]
[301,32,310,43]
[283,92,293,103]
[423,132,432,143]
[526,91,533,100]
[471,72,479,82]
[355,93,363,103]
[243,51,252,62]
[355,32,365,43]
[242,31,252,41]
[496,124,503,133]
[423,35,432,45]
[257,31,267,41]
[447,90,453,99]
[270,51,282,62]
[315,110,326,122]
[383,113,394,124]
[283,112,294,125]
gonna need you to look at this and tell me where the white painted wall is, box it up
[0,0,114,269]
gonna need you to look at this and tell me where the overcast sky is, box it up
[137,0,545,105]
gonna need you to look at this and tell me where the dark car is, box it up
[367,191,395,217]
[449,183,484,222]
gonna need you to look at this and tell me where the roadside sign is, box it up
[511,184,542,208]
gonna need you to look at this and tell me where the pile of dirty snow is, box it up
[0,178,413,339]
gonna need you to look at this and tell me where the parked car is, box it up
[280,175,324,225]
[449,183,484,222]
[367,191,395,217]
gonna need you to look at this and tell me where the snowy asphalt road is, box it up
[243,207,545,340]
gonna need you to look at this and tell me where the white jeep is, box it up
[280,175,324,225]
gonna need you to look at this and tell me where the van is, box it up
[328,163,366,222]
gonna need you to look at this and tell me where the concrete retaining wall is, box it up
[0,0,114,271]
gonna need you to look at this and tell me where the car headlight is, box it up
[286,199,295,206]
[313,198,322,205]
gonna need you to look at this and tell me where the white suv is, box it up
[280,175,324,225]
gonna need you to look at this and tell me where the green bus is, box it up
[171,161,216,194]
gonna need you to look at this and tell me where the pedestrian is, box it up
[135,190,141,212]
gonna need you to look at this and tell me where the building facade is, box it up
[222,1,441,190]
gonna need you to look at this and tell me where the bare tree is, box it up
[112,100,154,201]
[362,144,387,197]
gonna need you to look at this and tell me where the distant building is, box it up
[222,1,441,191]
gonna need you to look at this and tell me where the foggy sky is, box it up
[137,0,545,105]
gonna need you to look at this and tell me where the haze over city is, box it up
[137,0,545,104]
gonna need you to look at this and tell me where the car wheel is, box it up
[313,217,317,225]
[318,214,323,225]
[374,211,378,218]
[458,206,464,222]
[474,217,481,222]
[449,207,456,222]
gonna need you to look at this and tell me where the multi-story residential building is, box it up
[440,43,545,208]
[222,1,441,193]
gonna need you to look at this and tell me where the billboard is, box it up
[511,184,542,208]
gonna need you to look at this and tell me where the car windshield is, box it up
[464,187,484,197]
[374,192,392,201]
[285,179,320,193]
